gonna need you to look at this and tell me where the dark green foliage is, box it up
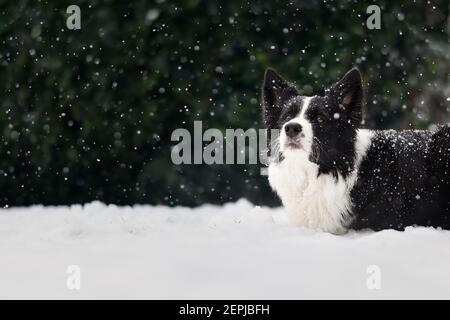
[0,0,448,206]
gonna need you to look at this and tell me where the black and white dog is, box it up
[262,67,450,233]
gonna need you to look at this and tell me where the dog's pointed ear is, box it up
[331,67,363,125]
[263,68,298,107]
[262,68,298,127]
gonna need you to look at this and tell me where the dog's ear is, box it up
[262,68,298,127]
[330,67,363,126]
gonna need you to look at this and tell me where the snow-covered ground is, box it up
[1,200,450,299]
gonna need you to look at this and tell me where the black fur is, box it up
[351,128,450,231]
[262,67,450,231]
[263,68,363,178]
[262,68,299,156]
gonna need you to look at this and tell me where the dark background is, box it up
[0,0,448,207]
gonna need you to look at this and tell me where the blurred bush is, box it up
[0,0,448,206]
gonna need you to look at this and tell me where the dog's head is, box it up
[262,67,364,177]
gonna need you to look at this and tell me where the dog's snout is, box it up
[284,123,302,138]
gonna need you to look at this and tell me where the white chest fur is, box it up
[268,130,373,234]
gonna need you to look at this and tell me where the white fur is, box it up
[279,96,314,154]
[268,125,374,234]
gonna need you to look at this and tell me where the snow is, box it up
[1,200,450,299]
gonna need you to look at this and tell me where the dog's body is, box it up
[262,68,450,233]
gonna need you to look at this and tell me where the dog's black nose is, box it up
[284,123,302,138]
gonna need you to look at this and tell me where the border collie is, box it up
[262,67,450,233]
